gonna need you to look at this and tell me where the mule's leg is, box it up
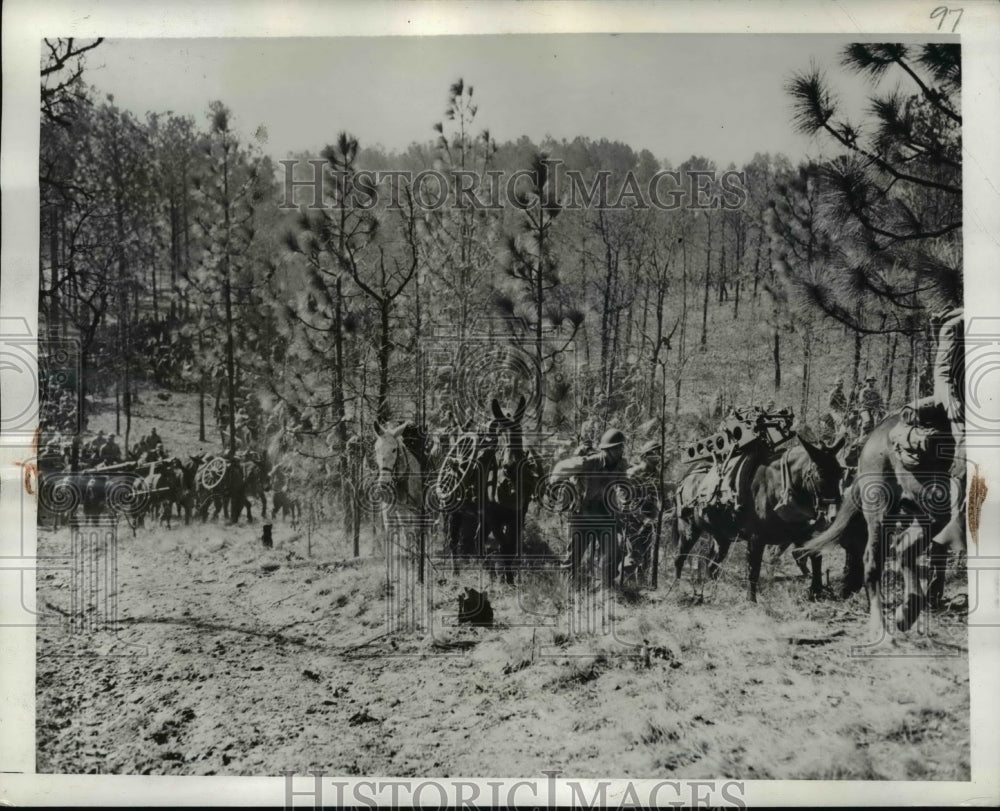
[673,519,698,580]
[841,545,864,598]
[790,546,812,577]
[809,551,823,597]
[746,538,765,602]
[927,541,949,609]
[707,538,731,580]
[863,514,886,640]
[895,523,930,632]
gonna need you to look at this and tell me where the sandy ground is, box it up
[36,513,970,780]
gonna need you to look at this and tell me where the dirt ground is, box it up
[36,515,970,780]
[35,386,970,779]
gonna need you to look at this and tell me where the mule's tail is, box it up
[801,485,866,555]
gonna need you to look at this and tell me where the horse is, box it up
[802,409,959,638]
[674,435,846,601]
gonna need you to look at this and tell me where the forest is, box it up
[38,39,962,522]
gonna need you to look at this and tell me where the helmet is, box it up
[598,428,626,449]
[865,375,877,382]
[639,439,661,456]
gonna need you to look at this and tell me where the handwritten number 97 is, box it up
[931,7,963,32]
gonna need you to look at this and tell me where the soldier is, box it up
[88,430,107,463]
[828,378,847,422]
[622,439,663,580]
[931,306,965,550]
[70,432,83,472]
[857,375,884,434]
[100,434,122,466]
[552,427,630,583]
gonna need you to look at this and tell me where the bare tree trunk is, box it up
[700,219,712,348]
[800,328,812,422]
[773,329,781,393]
[904,330,916,402]
[199,369,207,442]
[850,329,863,404]
[885,332,899,407]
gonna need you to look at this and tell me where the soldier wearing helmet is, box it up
[100,434,122,466]
[857,375,884,434]
[550,427,630,582]
[622,438,664,580]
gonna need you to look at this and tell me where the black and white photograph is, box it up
[3,1,999,806]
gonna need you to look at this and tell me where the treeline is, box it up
[39,42,961,484]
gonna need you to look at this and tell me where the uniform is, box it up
[557,429,630,583]
[622,441,662,578]
[100,436,122,466]
[931,307,965,550]
[858,378,884,433]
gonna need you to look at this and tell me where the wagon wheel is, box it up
[435,434,478,503]
[196,456,228,491]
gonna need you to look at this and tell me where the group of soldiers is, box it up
[39,426,171,472]
[40,430,123,470]
[823,374,885,442]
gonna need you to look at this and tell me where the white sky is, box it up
[83,34,948,168]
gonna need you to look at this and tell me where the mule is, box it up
[674,435,845,601]
[434,398,541,579]
[139,460,183,529]
[269,465,301,525]
[481,397,541,578]
[225,458,268,524]
[374,420,432,588]
[802,411,960,638]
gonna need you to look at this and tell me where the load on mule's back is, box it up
[674,405,846,600]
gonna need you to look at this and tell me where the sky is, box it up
[85,34,938,168]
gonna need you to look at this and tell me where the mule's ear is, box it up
[491,398,505,421]
[830,434,847,454]
[391,421,409,437]
[374,422,384,437]
[513,395,527,423]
